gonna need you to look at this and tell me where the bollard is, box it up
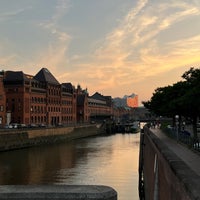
[0,185,117,200]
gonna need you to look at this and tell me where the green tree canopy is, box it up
[143,67,200,138]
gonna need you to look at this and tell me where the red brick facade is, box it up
[0,68,114,127]
[2,69,78,126]
[88,96,113,121]
[0,75,6,126]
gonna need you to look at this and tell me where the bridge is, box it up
[139,126,200,200]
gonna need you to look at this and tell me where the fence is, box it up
[164,127,200,152]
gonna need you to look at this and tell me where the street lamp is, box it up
[175,115,179,141]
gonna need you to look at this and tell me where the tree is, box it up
[143,67,200,139]
[180,68,200,138]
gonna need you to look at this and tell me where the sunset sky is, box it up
[0,0,200,105]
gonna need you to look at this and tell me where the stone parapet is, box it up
[139,126,200,200]
[0,185,117,200]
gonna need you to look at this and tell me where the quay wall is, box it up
[139,126,200,200]
[0,125,100,152]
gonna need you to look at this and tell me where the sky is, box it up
[0,0,200,105]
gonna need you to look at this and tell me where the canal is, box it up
[0,133,140,200]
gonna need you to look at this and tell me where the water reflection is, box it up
[0,133,140,200]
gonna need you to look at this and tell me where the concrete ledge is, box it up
[0,185,117,200]
[145,127,200,200]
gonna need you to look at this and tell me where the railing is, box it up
[140,126,200,200]
[163,127,200,152]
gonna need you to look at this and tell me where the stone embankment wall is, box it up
[139,126,200,200]
[0,125,100,152]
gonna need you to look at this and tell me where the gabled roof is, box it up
[4,71,30,82]
[34,68,59,85]
[91,92,105,101]
[62,83,75,94]
[62,82,75,90]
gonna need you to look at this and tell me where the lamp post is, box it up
[175,115,179,141]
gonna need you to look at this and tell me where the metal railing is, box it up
[164,127,200,152]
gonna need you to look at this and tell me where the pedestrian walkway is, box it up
[150,128,200,177]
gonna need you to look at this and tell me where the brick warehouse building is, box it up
[1,68,78,126]
[0,73,6,125]
[0,68,114,127]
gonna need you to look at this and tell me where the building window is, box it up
[12,104,15,112]
[0,105,3,112]
[35,116,37,123]
[18,117,21,123]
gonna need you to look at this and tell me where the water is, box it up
[0,133,140,200]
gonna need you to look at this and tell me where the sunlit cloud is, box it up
[0,55,16,68]
[54,0,200,101]
[78,0,200,87]
[1,0,200,103]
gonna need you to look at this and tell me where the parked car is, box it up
[17,124,27,128]
[56,123,63,127]
[38,124,46,128]
[28,124,38,128]
[10,123,18,128]
[4,124,13,129]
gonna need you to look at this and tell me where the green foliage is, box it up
[143,67,200,138]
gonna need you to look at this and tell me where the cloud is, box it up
[0,55,16,68]
[0,7,32,22]
[75,0,200,87]
[35,0,72,73]
[37,44,69,69]
[95,0,200,73]
[62,0,200,98]
[53,0,71,22]
[1,0,200,101]
[39,0,71,42]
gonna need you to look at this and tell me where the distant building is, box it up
[88,92,113,121]
[126,94,138,108]
[113,93,138,108]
